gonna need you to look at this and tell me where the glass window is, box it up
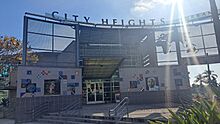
[202,23,215,35]
[158,61,178,66]
[28,33,52,50]
[104,82,110,87]
[54,37,74,51]
[190,37,204,49]
[104,87,110,92]
[54,24,75,37]
[206,48,218,55]
[104,93,110,97]
[28,19,52,34]
[187,25,201,37]
[156,46,163,53]
[113,87,120,91]
[204,35,217,48]
[181,49,205,57]
[157,52,178,62]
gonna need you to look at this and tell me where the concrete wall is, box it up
[32,52,76,67]
[119,65,190,92]
[15,95,81,123]
[57,41,76,66]
[121,89,192,105]
[16,66,82,98]
[34,52,59,67]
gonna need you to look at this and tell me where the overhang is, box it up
[82,57,124,79]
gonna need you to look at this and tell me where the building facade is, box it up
[5,10,219,122]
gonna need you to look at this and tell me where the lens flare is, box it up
[177,0,199,64]
[165,0,176,105]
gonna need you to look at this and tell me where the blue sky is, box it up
[0,0,220,84]
[0,0,219,39]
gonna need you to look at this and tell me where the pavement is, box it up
[80,103,178,119]
[0,119,46,124]
[0,103,179,124]
[0,119,15,124]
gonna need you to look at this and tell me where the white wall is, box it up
[119,65,190,92]
[16,66,82,98]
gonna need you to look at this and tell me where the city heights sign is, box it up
[46,10,220,26]
[47,11,165,26]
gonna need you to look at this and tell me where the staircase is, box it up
[29,97,169,124]
[35,113,148,124]
[33,97,158,124]
[109,97,129,121]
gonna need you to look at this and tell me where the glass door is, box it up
[86,81,104,104]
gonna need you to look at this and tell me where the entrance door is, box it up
[86,82,104,104]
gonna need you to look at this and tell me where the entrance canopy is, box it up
[83,57,124,79]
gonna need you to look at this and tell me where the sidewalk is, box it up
[0,119,44,124]
[80,103,179,119]
[0,119,14,124]
[0,103,179,123]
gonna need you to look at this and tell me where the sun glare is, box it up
[165,0,199,105]
[164,0,177,105]
[176,0,200,64]
[164,0,198,104]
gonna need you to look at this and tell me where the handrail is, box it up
[59,99,81,115]
[30,101,50,121]
[2,107,15,118]
[109,97,129,121]
[178,94,193,108]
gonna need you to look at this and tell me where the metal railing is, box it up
[59,99,81,116]
[2,107,15,119]
[29,101,50,121]
[109,97,129,121]
[178,93,193,108]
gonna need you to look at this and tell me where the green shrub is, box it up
[149,83,220,124]
[149,99,220,124]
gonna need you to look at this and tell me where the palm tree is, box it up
[194,73,206,87]
[194,70,218,86]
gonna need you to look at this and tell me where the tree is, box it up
[0,36,38,78]
[194,70,218,87]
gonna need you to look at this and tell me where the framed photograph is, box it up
[44,79,60,95]
[146,77,159,91]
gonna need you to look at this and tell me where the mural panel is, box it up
[44,79,61,95]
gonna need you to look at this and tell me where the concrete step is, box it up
[47,113,114,120]
[41,115,134,124]
[46,113,149,123]
[23,121,52,124]
[37,118,94,124]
